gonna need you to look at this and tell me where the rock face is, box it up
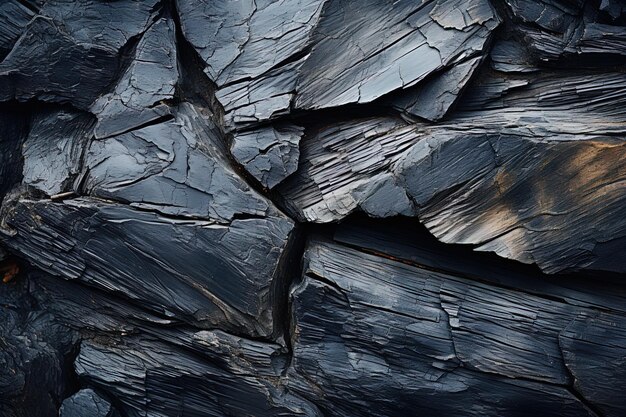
[0,1,625,416]
[59,389,119,417]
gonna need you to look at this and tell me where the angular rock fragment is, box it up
[503,0,626,61]
[0,197,293,338]
[0,0,159,108]
[231,124,304,189]
[389,56,483,121]
[91,17,178,139]
[501,0,586,61]
[81,103,274,222]
[287,222,626,415]
[277,117,419,222]
[59,389,118,417]
[295,0,499,110]
[176,0,323,137]
[0,16,116,108]
[278,68,626,273]
[22,109,94,196]
[175,0,324,86]
[397,129,626,274]
[178,0,499,132]
[75,338,321,417]
[577,23,626,56]
[0,1,35,61]
[39,0,159,50]
[215,58,304,131]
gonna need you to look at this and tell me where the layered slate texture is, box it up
[277,115,626,274]
[288,220,626,417]
[2,101,294,339]
[7,220,626,417]
[0,0,299,341]
[1,0,626,416]
[0,0,162,108]
[177,0,626,274]
[175,0,501,190]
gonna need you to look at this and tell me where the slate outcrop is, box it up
[1,1,624,416]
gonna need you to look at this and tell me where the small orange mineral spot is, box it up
[0,261,19,283]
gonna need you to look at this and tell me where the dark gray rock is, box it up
[0,1,35,61]
[91,16,178,139]
[286,221,626,416]
[0,272,77,417]
[0,109,29,198]
[277,117,419,222]
[397,130,626,274]
[599,0,626,21]
[0,197,293,338]
[215,58,304,132]
[0,1,159,108]
[278,68,626,273]
[389,56,483,121]
[75,337,321,417]
[560,314,626,417]
[175,0,324,86]
[29,268,290,376]
[59,389,118,417]
[1,0,625,415]
[22,109,94,196]
[503,0,626,61]
[489,36,539,73]
[295,0,499,110]
[81,103,276,222]
[178,0,499,129]
[231,124,304,189]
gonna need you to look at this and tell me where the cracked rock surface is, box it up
[0,0,625,416]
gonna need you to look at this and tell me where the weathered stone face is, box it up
[0,0,625,416]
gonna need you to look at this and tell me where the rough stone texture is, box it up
[81,103,278,222]
[287,218,626,417]
[388,56,483,121]
[295,0,499,110]
[0,108,29,198]
[231,124,304,189]
[0,1,35,61]
[278,69,626,273]
[74,338,320,417]
[0,271,77,417]
[1,197,293,338]
[90,16,178,139]
[502,0,626,61]
[22,108,94,196]
[59,389,118,417]
[0,0,160,108]
[1,0,625,416]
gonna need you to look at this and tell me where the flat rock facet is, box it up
[59,389,117,417]
[91,17,179,139]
